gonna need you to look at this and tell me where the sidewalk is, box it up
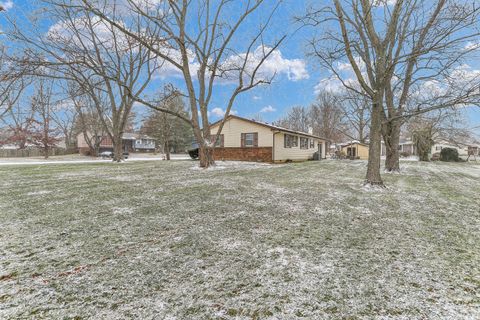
[0,153,191,166]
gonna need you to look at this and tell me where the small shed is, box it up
[341,142,369,160]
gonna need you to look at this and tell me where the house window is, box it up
[300,137,309,149]
[284,134,298,148]
[241,133,257,147]
[436,146,442,151]
[310,140,315,148]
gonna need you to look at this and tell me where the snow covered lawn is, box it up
[1,160,479,319]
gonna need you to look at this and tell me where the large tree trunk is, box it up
[199,143,215,168]
[365,100,384,186]
[44,144,49,159]
[383,120,401,173]
[414,128,433,161]
[418,148,430,161]
[113,134,123,162]
[165,140,171,160]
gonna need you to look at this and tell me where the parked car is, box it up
[188,142,199,160]
[99,151,129,160]
[99,151,113,159]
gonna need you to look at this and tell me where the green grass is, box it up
[0,160,479,319]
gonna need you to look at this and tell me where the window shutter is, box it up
[284,134,287,148]
[254,133,258,147]
[221,134,224,147]
[241,133,245,147]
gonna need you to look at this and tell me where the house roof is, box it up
[121,133,155,140]
[210,115,330,141]
[340,141,369,147]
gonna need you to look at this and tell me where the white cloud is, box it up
[208,107,237,118]
[336,56,366,74]
[211,107,225,117]
[47,16,133,53]
[129,0,164,11]
[260,105,276,113]
[252,95,262,100]
[221,46,309,82]
[314,77,358,94]
[373,0,396,6]
[157,46,310,83]
[464,41,480,51]
[0,1,13,11]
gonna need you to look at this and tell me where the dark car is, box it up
[188,142,199,160]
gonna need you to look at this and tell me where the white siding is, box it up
[431,143,468,156]
[210,118,273,147]
[273,132,326,162]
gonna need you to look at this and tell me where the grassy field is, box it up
[0,160,479,319]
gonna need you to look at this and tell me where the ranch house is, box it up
[210,115,329,163]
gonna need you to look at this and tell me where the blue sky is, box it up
[1,0,480,134]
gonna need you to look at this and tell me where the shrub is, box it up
[440,148,460,162]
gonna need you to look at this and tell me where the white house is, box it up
[209,115,329,163]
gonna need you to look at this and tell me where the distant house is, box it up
[77,132,156,155]
[381,139,417,157]
[430,140,470,158]
[209,115,329,163]
[380,137,480,160]
[340,141,369,160]
[121,133,157,153]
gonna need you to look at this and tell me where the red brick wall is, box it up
[213,147,273,162]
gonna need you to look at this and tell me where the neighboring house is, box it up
[77,132,156,155]
[380,137,480,159]
[431,140,469,158]
[340,141,369,160]
[122,133,157,153]
[209,115,329,163]
[381,139,417,157]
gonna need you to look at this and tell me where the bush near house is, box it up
[440,147,461,162]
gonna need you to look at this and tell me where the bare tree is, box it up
[274,92,345,143]
[51,92,78,150]
[31,80,61,159]
[1,94,36,149]
[410,109,473,161]
[141,86,193,160]
[310,91,345,142]
[71,0,286,168]
[9,3,160,162]
[0,47,29,120]
[68,86,108,157]
[338,90,370,144]
[274,106,311,133]
[305,0,480,185]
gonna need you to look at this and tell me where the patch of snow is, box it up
[26,190,53,196]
